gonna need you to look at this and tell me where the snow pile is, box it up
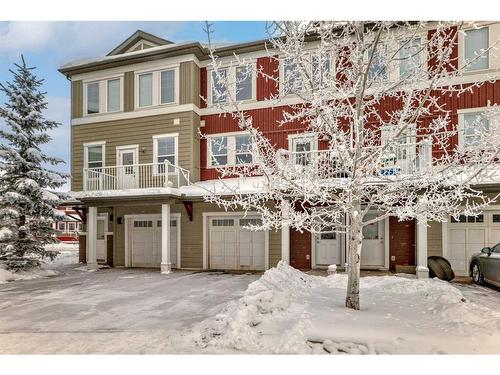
[0,243,79,284]
[178,262,500,354]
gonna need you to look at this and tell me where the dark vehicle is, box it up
[469,243,500,287]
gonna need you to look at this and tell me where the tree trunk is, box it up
[345,214,363,310]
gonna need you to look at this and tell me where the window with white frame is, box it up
[463,111,490,147]
[368,43,388,81]
[289,134,317,165]
[160,69,175,104]
[282,58,302,95]
[86,82,100,114]
[153,134,177,173]
[58,222,66,232]
[84,143,105,170]
[68,222,76,231]
[311,52,331,89]
[107,79,121,112]
[138,73,153,107]
[211,69,228,104]
[210,65,255,105]
[464,27,489,72]
[399,37,423,79]
[208,133,253,167]
[235,66,253,101]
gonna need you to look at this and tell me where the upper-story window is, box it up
[399,37,423,79]
[208,132,253,167]
[288,133,318,166]
[282,58,302,95]
[84,142,105,170]
[209,65,255,105]
[107,79,121,112]
[462,111,490,147]
[368,44,388,81]
[86,82,100,114]
[464,27,489,72]
[153,133,178,174]
[136,67,178,108]
[138,73,153,107]
[84,78,122,115]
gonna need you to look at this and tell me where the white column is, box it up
[416,218,429,278]
[280,200,290,264]
[161,203,172,274]
[86,206,98,271]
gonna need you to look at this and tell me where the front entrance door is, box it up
[290,229,312,269]
[389,217,416,271]
[117,147,138,189]
[316,230,340,266]
[361,214,385,267]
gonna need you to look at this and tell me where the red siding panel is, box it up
[200,67,207,109]
[257,56,279,101]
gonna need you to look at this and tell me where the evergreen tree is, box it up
[0,56,69,270]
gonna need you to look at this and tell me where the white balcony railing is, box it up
[83,161,190,192]
[277,140,432,179]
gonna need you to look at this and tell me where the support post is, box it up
[86,206,98,271]
[416,218,429,278]
[161,203,172,274]
[280,200,290,264]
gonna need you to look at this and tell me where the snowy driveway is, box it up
[0,265,259,354]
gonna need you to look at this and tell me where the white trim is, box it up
[458,25,492,74]
[206,131,253,168]
[384,216,390,270]
[83,141,106,171]
[72,54,200,81]
[72,103,199,125]
[288,132,319,151]
[152,133,179,173]
[207,63,257,106]
[135,64,180,110]
[124,213,182,269]
[202,211,270,271]
[457,106,490,148]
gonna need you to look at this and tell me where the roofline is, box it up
[106,29,173,56]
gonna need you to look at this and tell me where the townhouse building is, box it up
[59,25,500,277]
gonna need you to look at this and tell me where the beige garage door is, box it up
[209,216,266,270]
[128,216,178,268]
[448,212,500,276]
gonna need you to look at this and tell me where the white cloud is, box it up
[0,21,190,63]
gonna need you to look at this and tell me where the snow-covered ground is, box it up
[0,259,498,354]
[0,243,78,284]
[172,262,500,354]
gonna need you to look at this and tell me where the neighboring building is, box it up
[59,26,500,276]
[53,207,82,242]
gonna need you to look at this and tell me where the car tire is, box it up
[428,257,446,280]
[471,261,483,285]
[434,257,455,281]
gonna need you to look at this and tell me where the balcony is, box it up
[276,140,432,179]
[83,161,190,192]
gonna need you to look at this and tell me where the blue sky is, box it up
[0,21,268,188]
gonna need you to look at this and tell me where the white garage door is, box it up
[448,212,500,276]
[209,216,266,270]
[128,216,178,268]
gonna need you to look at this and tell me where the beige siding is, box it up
[179,61,200,106]
[71,80,83,119]
[428,221,443,257]
[124,71,134,111]
[71,111,200,191]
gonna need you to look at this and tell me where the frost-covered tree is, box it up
[0,56,68,270]
[203,22,500,310]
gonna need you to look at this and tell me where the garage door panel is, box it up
[449,229,466,243]
[209,216,266,271]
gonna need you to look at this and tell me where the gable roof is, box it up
[107,30,173,56]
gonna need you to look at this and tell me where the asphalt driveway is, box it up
[0,264,259,354]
